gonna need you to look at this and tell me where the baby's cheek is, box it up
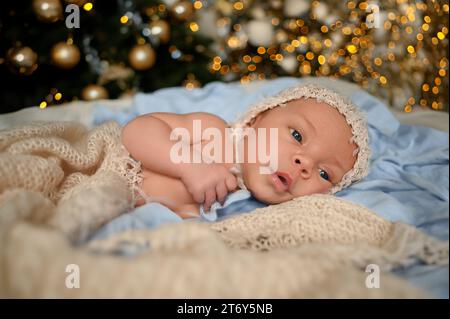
[313,183,332,195]
[291,180,330,197]
[244,169,274,203]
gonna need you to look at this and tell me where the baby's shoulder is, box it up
[148,111,229,130]
[183,112,229,129]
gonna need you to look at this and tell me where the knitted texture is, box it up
[0,121,142,242]
[0,121,447,298]
[232,84,371,194]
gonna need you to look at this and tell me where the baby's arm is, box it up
[122,113,190,179]
[121,112,237,210]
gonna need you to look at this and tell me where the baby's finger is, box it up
[204,188,216,212]
[225,174,238,192]
[216,181,228,205]
[193,189,205,205]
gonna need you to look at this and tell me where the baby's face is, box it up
[240,98,357,204]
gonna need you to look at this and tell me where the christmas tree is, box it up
[0,0,219,112]
[0,0,448,114]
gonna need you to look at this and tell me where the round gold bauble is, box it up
[171,1,194,20]
[32,0,63,23]
[128,44,156,71]
[149,20,171,44]
[64,0,87,5]
[51,42,81,69]
[7,46,38,76]
[81,84,109,101]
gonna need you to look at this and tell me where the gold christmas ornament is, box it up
[81,84,109,101]
[171,1,194,20]
[64,0,87,5]
[128,44,156,71]
[149,20,171,44]
[32,0,63,23]
[6,46,38,76]
[51,42,81,69]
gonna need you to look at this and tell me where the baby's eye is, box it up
[290,128,302,143]
[319,169,330,181]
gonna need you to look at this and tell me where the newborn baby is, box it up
[121,84,370,219]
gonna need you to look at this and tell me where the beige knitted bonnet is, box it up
[231,83,371,194]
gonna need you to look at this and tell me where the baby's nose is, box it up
[293,155,313,178]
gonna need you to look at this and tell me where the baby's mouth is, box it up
[270,171,292,192]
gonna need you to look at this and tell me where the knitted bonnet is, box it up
[231,83,371,194]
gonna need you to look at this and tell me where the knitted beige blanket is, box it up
[0,121,448,298]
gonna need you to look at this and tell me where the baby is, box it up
[121,84,370,219]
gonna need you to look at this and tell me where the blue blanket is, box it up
[91,78,449,298]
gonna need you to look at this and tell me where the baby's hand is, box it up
[180,162,238,212]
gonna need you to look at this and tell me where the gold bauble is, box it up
[149,20,171,44]
[81,84,109,101]
[64,0,87,5]
[32,0,63,23]
[7,46,38,76]
[51,42,81,69]
[128,44,156,71]
[171,1,194,20]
